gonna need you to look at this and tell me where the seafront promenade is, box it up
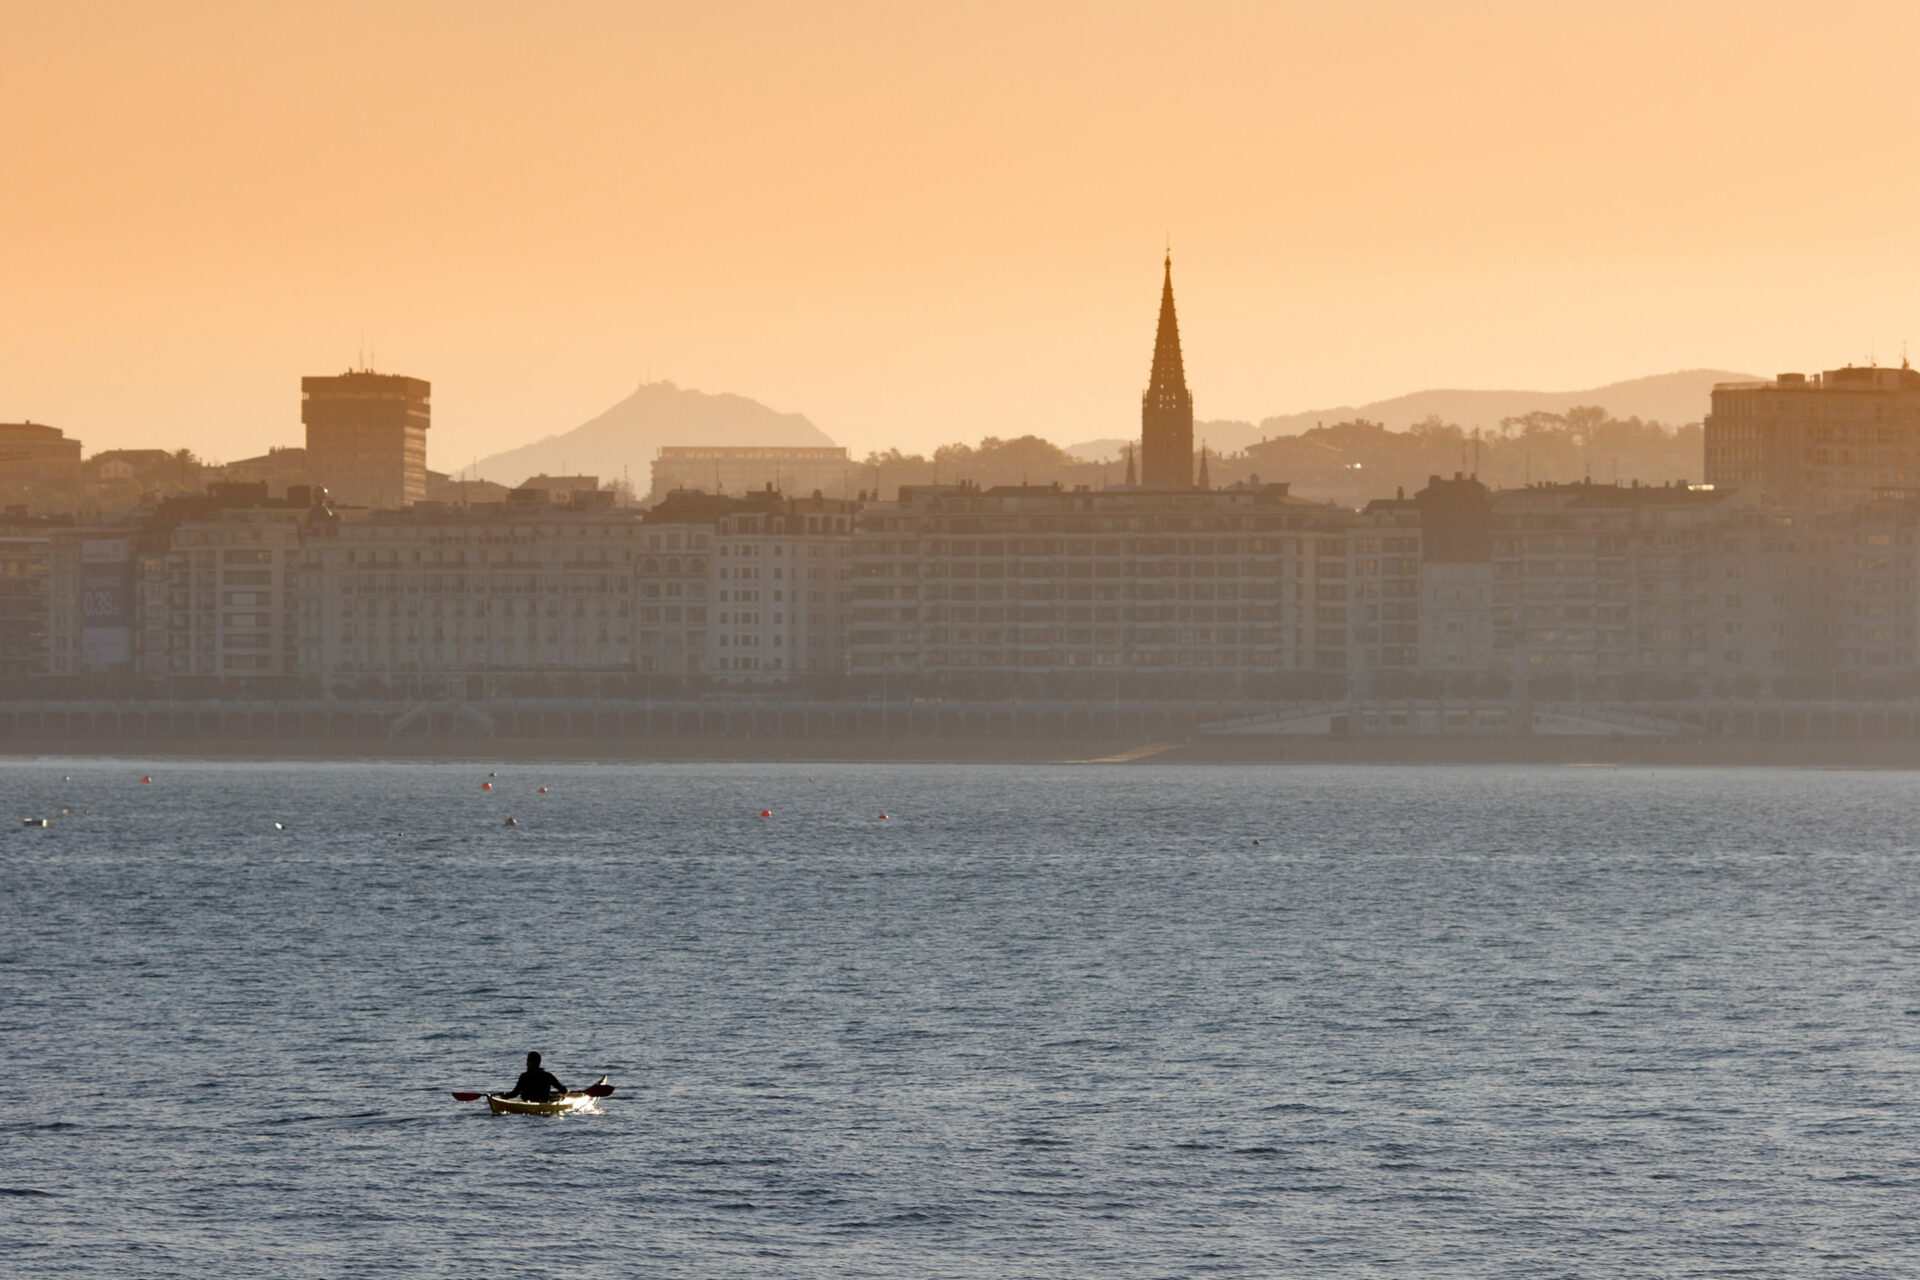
[9,694,1920,763]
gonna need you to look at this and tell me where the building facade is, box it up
[0,422,83,487]
[291,487,851,692]
[848,483,1326,695]
[0,532,50,680]
[1706,364,1920,510]
[298,499,647,688]
[157,507,307,680]
[1413,475,1494,675]
[710,493,855,682]
[301,370,431,509]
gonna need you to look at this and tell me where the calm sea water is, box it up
[4,760,1919,1277]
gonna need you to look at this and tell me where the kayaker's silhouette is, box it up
[500,1051,568,1102]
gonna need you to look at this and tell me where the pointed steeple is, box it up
[1140,253,1195,488]
[1197,441,1211,490]
[1148,255,1186,395]
[1123,443,1136,487]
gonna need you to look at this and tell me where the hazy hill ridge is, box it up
[1068,369,1757,460]
[471,381,835,487]
[1252,368,1756,443]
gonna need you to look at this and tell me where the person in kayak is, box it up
[500,1051,568,1102]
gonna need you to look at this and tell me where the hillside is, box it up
[1066,370,1755,459]
[1248,369,1753,444]
[472,381,835,488]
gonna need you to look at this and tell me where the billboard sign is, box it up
[80,538,133,669]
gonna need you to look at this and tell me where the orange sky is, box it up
[6,0,1920,466]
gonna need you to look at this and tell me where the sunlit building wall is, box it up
[301,371,431,510]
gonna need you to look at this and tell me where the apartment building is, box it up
[710,491,855,682]
[849,483,1323,694]
[0,422,83,487]
[635,490,725,679]
[42,531,137,676]
[1830,496,1920,676]
[159,507,307,679]
[297,496,647,686]
[1410,475,1494,675]
[1706,363,1920,509]
[1346,501,1423,688]
[291,486,850,690]
[1487,482,1735,686]
[0,531,50,680]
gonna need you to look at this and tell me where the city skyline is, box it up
[7,1,1920,467]
[15,10,1920,1275]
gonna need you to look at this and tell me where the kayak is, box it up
[487,1092,599,1116]
[482,1075,614,1115]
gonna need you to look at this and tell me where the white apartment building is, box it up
[162,508,306,678]
[292,489,848,689]
[297,501,647,683]
[710,493,855,682]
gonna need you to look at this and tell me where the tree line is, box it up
[855,408,1703,506]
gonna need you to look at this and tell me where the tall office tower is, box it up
[1139,254,1194,489]
[1705,363,1920,509]
[301,370,430,508]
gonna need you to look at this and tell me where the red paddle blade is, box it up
[451,1091,484,1102]
[583,1083,614,1098]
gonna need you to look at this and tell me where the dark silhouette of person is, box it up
[500,1051,568,1102]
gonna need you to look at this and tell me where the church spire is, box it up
[1140,253,1194,488]
[1148,254,1186,394]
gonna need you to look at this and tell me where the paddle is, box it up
[452,1080,615,1102]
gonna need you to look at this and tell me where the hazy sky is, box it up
[7,0,1920,466]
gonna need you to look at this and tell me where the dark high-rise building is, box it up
[1139,254,1194,489]
[301,370,430,509]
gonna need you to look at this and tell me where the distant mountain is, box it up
[471,381,836,488]
[1248,369,1755,445]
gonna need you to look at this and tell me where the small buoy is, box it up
[537,787,548,794]
[759,810,772,818]
[504,816,518,827]
[140,776,152,784]
[60,808,68,815]
[480,782,492,791]
[273,822,284,831]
